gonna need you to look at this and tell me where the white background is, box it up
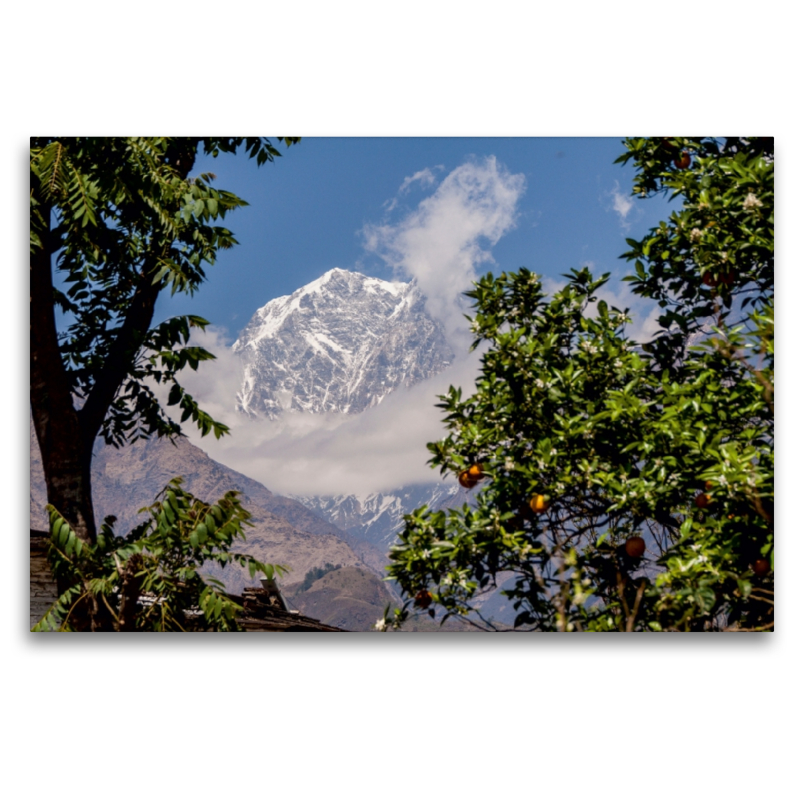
[5,3,795,798]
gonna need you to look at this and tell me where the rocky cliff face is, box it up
[292,483,468,552]
[232,268,454,418]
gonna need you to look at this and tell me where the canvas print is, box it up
[30,137,774,632]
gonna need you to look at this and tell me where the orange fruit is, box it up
[694,492,712,509]
[702,272,733,289]
[752,559,770,578]
[674,152,691,169]
[704,481,714,491]
[466,463,485,481]
[414,589,433,609]
[529,494,549,514]
[624,536,646,559]
[458,470,478,489]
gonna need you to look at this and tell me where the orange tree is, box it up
[383,137,773,632]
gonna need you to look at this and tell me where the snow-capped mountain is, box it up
[292,482,468,549]
[232,268,454,418]
[230,267,469,557]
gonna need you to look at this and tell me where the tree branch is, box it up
[77,258,163,449]
[77,142,197,451]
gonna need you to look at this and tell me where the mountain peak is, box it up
[232,269,453,418]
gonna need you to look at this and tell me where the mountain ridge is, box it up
[30,420,370,597]
[233,268,454,418]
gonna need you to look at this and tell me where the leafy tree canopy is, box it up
[31,136,299,548]
[31,137,298,450]
[384,137,773,632]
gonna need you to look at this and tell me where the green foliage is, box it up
[296,563,341,593]
[30,136,300,447]
[384,137,773,633]
[33,478,286,632]
[30,137,300,628]
[616,136,773,368]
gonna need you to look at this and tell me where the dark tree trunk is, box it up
[30,199,97,545]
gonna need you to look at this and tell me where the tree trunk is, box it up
[30,199,97,545]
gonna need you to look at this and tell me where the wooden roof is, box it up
[30,533,346,632]
[237,588,346,632]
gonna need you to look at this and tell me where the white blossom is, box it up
[690,227,703,243]
[742,192,763,211]
[374,618,387,632]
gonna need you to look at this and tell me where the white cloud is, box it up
[540,275,567,298]
[383,166,443,212]
[398,166,440,194]
[364,156,526,348]
[609,180,634,227]
[168,326,485,497]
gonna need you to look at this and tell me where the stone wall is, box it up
[30,535,59,630]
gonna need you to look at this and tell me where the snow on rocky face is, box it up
[291,482,465,548]
[232,268,454,418]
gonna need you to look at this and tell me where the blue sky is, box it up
[156,137,673,337]
[163,138,678,497]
